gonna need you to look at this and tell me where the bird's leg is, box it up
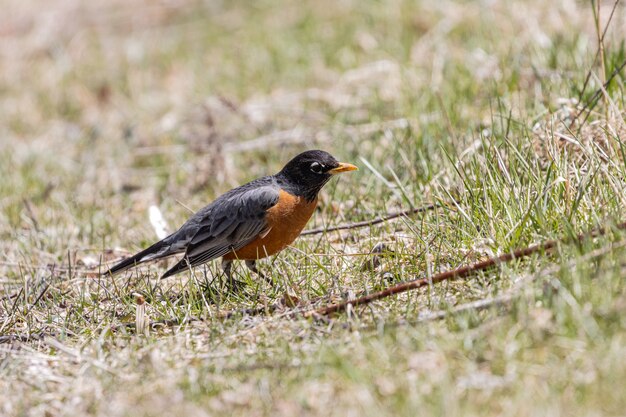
[245,260,274,287]
[222,259,245,293]
[222,259,232,280]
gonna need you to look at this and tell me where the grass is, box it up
[1,0,626,415]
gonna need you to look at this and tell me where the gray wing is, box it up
[160,184,279,278]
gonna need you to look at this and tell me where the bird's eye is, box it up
[310,162,323,173]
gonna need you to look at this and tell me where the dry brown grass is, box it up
[2,0,626,416]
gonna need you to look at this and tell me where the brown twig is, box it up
[305,221,626,317]
[365,239,626,330]
[301,203,438,236]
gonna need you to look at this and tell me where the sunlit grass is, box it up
[1,0,626,416]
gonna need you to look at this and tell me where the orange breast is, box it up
[223,190,317,260]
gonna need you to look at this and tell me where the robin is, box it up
[104,150,357,288]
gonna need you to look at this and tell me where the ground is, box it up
[1,0,626,416]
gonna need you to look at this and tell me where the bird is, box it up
[103,150,357,289]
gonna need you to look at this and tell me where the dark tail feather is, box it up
[103,240,168,276]
[160,257,190,279]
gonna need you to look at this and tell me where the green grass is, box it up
[1,0,626,415]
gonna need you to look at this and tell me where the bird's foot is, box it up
[221,259,245,294]
[245,260,274,287]
[226,277,247,294]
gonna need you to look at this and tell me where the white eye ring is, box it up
[310,162,323,173]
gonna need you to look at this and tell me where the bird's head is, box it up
[277,150,358,200]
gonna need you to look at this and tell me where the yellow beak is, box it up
[328,162,358,174]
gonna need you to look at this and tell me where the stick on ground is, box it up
[305,221,626,317]
[301,203,438,235]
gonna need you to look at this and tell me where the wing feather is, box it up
[184,185,278,261]
[160,183,279,278]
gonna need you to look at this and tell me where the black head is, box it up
[276,150,357,201]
